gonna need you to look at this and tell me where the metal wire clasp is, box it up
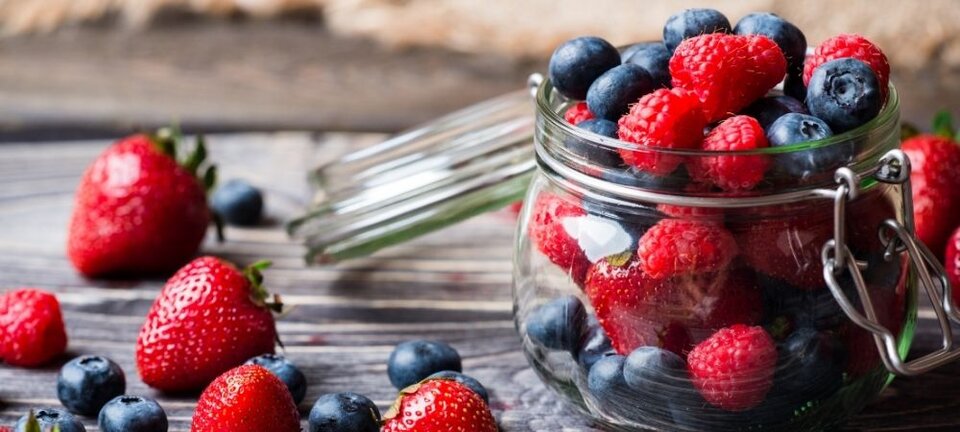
[821,149,960,376]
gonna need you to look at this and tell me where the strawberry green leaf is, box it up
[900,122,920,141]
[203,165,218,194]
[932,110,955,139]
[244,260,274,305]
[213,212,225,243]
[184,135,208,175]
[24,410,41,432]
[152,128,178,158]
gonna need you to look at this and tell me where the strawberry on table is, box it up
[902,133,960,256]
[381,378,497,432]
[0,288,67,368]
[67,128,215,278]
[136,256,280,392]
[192,365,300,432]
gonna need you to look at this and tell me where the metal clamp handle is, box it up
[821,149,960,376]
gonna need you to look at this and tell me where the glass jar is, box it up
[512,78,945,431]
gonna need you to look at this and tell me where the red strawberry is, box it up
[947,226,960,305]
[529,192,589,286]
[902,134,960,256]
[687,324,777,411]
[564,101,595,125]
[617,88,707,176]
[192,364,300,432]
[689,115,770,191]
[803,34,889,100]
[136,256,279,392]
[670,34,786,122]
[67,130,215,277]
[382,378,497,432]
[0,288,67,367]
[636,219,737,279]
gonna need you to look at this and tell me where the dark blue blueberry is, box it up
[767,113,852,180]
[734,12,807,74]
[622,346,687,397]
[759,275,845,332]
[806,58,882,133]
[776,328,846,401]
[212,179,264,226]
[601,165,690,190]
[784,72,807,102]
[525,295,587,352]
[577,319,616,371]
[586,64,655,120]
[98,396,168,432]
[743,96,808,130]
[427,371,490,403]
[245,353,307,404]
[308,392,381,432]
[565,118,622,168]
[587,355,632,410]
[663,8,731,52]
[548,36,621,100]
[622,42,672,88]
[387,340,461,389]
[57,355,126,416]
[15,409,86,432]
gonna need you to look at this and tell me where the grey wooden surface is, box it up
[0,133,959,431]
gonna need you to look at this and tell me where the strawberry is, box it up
[381,378,497,432]
[564,101,595,125]
[136,256,279,392]
[687,324,777,411]
[901,134,960,257]
[636,219,737,279]
[946,226,960,305]
[67,129,216,277]
[0,288,67,367]
[529,192,590,286]
[192,364,300,432]
[803,34,890,100]
[689,115,770,192]
[617,88,707,176]
[670,33,786,122]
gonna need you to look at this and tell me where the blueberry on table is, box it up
[806,58,883,133]
[525,295,587,353]
[15,408,86,432]
[245,353,307,404]
[98,396,168,432]
[577,318,617,371]
[622,42,672,89]
[565,118,622,168]
[623,346,687,397]
[663,8,732,52]
[56,355,126,416]
[211,179,264,226]
[743,95,808,130]
[766,113,849,179]
[309,392,381,432]
[734,12,807,74]
[387,340,462,389]
[548,36,621,100]
[587,64,655,120]
[427,370,490,403]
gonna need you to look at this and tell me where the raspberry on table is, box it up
[564,101,595,125]
[803,33,890,101]
[687,324,777,411]
[689,115,770,192]
[617,88,707,176]
[636,219,737,279]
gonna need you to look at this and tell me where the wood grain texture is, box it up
[1,133,959,431]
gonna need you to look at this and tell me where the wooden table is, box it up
[2,133,960,431]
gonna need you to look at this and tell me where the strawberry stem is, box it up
[244,260,284,313]
[24,410,41,432]
[932,110,955,140]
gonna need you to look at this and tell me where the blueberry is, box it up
[622,42,672,89]
[587,355,632,410]
[57,355,126,416]
[565,118,622,168]
[98,396,168,432]
[743,96,809,130]
[427,371,490,403]
[601,165,690,190]
[586,64,655,120]
[807,58,882,133]
[308,392,381,432]
[784,72,807,102]
[15,409,85,432]
[387,340,462,389]
[622,346,687,397]
[734,12,807,74]
[663,8,731,52]
[766,113,851,180]
[245,353,307,404]
[776,328,846,400]
[525,295,587,352]
[759,275,845,332]
[211,179,264,226]
[548,36,621,100]
[577,320,616,371]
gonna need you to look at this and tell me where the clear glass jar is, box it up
[513,78,916,431]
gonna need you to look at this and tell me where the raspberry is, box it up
[617,88,707,176]
[636,219,737,279]
[529,193,589,286]
[803,34,889,100]
[656,204,724,221]
[0,288,68,367]
[670,34,786,121]
[689,115,770,191]
[564,101,594,125]
[687,324,777,411]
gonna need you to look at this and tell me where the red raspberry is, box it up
[564,101,595,125]
[670,34,786,122]
[689,115,770,191]
[656,204,724,221]
[687,324,777,411]
[0,288,68,367]
[803,34,890,100]
[529,193,589,286]
[636,219,737,279]
[617,88,707,176]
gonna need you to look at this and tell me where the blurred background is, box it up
[0,0,957,141]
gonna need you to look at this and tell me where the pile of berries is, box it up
[526,8,907,429]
